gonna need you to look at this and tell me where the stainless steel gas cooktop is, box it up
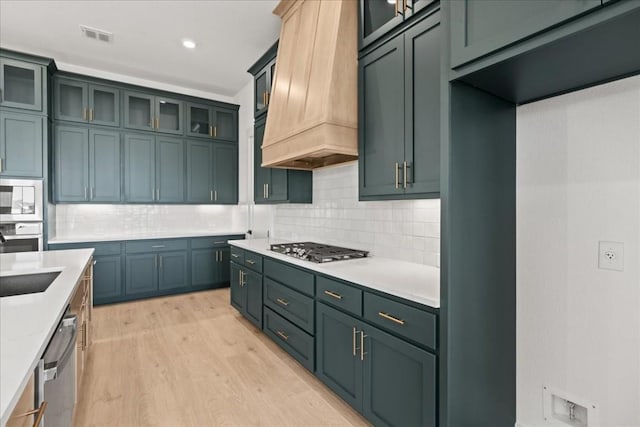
[270,242,369,263]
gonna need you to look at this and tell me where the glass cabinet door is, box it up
[254,68,268,116]
[155,97,183,135]
[212,108,237,142]
[124,91,154,131]
[54,78,88,123]
[89,85,120,127]
[360,0,405,48]
[0,58,43,112]
[186,103,212,138]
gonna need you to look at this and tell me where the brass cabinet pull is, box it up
[394,0,399,16]
[360,331,367,361]
[159,256,163,270]
[82,107,87,120]
[266,183,269,198]
[208,125,212,137]
[151,245,165,248]
[352,327,357,356]
[213,126,217,138]
[246,260,255,265]
[210,190,213,201]
[378,311,405,325]
[214,190,217,201]
[231,253,239,258]
[84,187,88,200]
[395,162,399,189]
[276,330,289,341]
[403,161,408,189]
[215,251,218,262]
[403,0,408,13]
[266,92,270,106]
[154,255,157,268]
[239,270,244,287]
[90,187,94,200]
[276,298,289,306]
[0,158,3,173]
[157,188,160,200]
[324,290,343,300]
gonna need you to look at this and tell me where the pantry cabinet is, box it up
[123,133,184,203]
[54,125,121,203]
[359,12,440,200]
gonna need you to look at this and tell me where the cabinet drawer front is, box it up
[363,292,437,350]
[244,251,263,272]
[316,276,362,317]
[49,241,122,256]
[264,278,314,334]
[125,239,188,253]
[263,307,314,372]
[264,258,314,296]
[191,236,232,249]
[230,246,244,263]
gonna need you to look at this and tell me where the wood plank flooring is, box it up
[74,288,369,427]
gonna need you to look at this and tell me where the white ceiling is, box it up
[0,0,281,97]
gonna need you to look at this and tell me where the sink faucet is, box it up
[0,231,6,243]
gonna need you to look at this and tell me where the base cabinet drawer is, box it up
[316,276,363,317]
[264,277,314,334]
[364,292,437,350]
[264,307,314,372]
[264,258,314,296]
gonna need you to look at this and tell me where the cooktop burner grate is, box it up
[270,242,369,263]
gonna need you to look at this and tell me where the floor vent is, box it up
[80,25,113,43]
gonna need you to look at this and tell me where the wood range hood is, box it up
[262,0,358,171]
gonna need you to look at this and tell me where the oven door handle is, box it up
[43,314,78,381]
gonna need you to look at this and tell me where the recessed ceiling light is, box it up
[182,39,196,49]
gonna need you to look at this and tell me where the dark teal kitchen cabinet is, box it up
[316,302,436,427]
[125,253,158,295]
[54,77,120,127]
[186,140,238,204]
[0,111,43,177]
[450,0,601,68]
[247,41,278,118]
[124,91,183,135]
[212,143,237,203]
[362,324,436,427]
[359,0,437,49]
[191,237,235,288]
[54,125,88,201]
[155,137,184,203]
[124,133,184,203]
[157,251,188,291]
[93,255,123,304]
[55,125,120,202]
[316,303,364,411]
[186,103,237,142]
[253,116,312,204]
[0,57,44,112]
[359,12,440,200]
[230,250,263,329]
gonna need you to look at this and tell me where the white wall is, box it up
[516,75,640,427]
[270,162,441,267]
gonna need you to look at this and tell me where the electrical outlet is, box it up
[598,241,624,272]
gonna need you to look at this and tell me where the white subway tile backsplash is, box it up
[271,162,441,267]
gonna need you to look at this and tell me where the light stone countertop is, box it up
[229,239,440,309]
[48,230,246,244]
[0,249,94,427]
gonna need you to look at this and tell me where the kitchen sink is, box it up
[0,271,61,297]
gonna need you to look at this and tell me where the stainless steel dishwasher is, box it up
[35,308,78,427]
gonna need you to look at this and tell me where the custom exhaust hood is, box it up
[261,0,358,170]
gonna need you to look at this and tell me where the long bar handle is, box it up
[352,327,357,356]
[276,330,289,341]
[151,245,165,248]
[324,290,343,300]
[210,190,213,201]
[378,311,406,325]
[266,183,269,199]
[231,253,240,258]
[246,260,256,265]
[395,162,400,189]
[276,298,289,306]
[403,161,409,189]
[360,331,367,361]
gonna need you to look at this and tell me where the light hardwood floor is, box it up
[74,288,369,427]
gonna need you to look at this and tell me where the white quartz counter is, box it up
[229,239,440,309]
[0,249,94,427]
[48,230,246,244]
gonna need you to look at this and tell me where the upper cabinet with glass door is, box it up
[248,41,278,118]
[0,57,45,112]
[186,103,237,142]
[54,77,120,127]
[359,0,436,49]
[124,91,183,135]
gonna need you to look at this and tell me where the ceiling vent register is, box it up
[80,25,113,43]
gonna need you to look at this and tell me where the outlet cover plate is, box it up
[598,241,624,271]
